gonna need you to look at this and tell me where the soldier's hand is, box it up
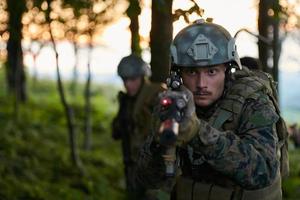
[176,86,200,146]
[155,86,200,146]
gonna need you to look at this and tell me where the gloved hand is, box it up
[176,85,200,146]
[155,86,200,146]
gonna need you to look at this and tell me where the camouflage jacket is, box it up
[112,80,166,164]
[137,70,280,191]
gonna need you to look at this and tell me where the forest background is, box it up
[1,0,300,199]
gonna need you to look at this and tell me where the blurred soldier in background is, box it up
[137,20,288,200]
[111,54,166,199]
[288,123,300,148]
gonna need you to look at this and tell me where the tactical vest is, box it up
[175,67,288,200]
[209,67,289,179]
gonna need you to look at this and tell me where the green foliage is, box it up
[282,148,300,199]
[0,73,126,199]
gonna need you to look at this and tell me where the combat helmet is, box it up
[117,54,151,79]
[170,19,242,70]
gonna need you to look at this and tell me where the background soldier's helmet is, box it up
[170,19,242,69]
[117,54,151,79]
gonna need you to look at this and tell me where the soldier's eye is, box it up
[208,69,217,75]
[182,69,197,76]
[187,69,197,75]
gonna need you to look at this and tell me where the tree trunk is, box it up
[258,0,282,97]
[70,41,79,96]
[52,38,83,172]
[31,41,45,87]
[83,43,92,151]
[272,0,281,83]
[150,0,173,83]
[127,0,142,56]
[46,0,84,173]
[258,0,273,74]
[6,0,27,104]
[258,0,282,82]
[32,54,38,85]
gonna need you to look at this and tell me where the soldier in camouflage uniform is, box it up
[137,20,285,200]
[112,54,166,199]
[289,123,300,148]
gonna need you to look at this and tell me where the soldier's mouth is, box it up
[193,91,211,96]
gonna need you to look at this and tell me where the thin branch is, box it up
[234,28,272,46]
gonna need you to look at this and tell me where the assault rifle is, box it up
[158,71,187,177]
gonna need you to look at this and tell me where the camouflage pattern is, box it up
[112,79,166,199]
[189,99,279,189]
[170,19,242,69]
[137,68,282,199]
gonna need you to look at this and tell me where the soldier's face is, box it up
[123,76,142,97]
[181,64,226,108]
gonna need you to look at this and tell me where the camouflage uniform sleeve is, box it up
[136,135,168,189]
[189,94,280,190]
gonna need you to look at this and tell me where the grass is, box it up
[0,69,126,199]
[282,148,300,199]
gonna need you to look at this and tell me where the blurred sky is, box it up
[24,0,300,79]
